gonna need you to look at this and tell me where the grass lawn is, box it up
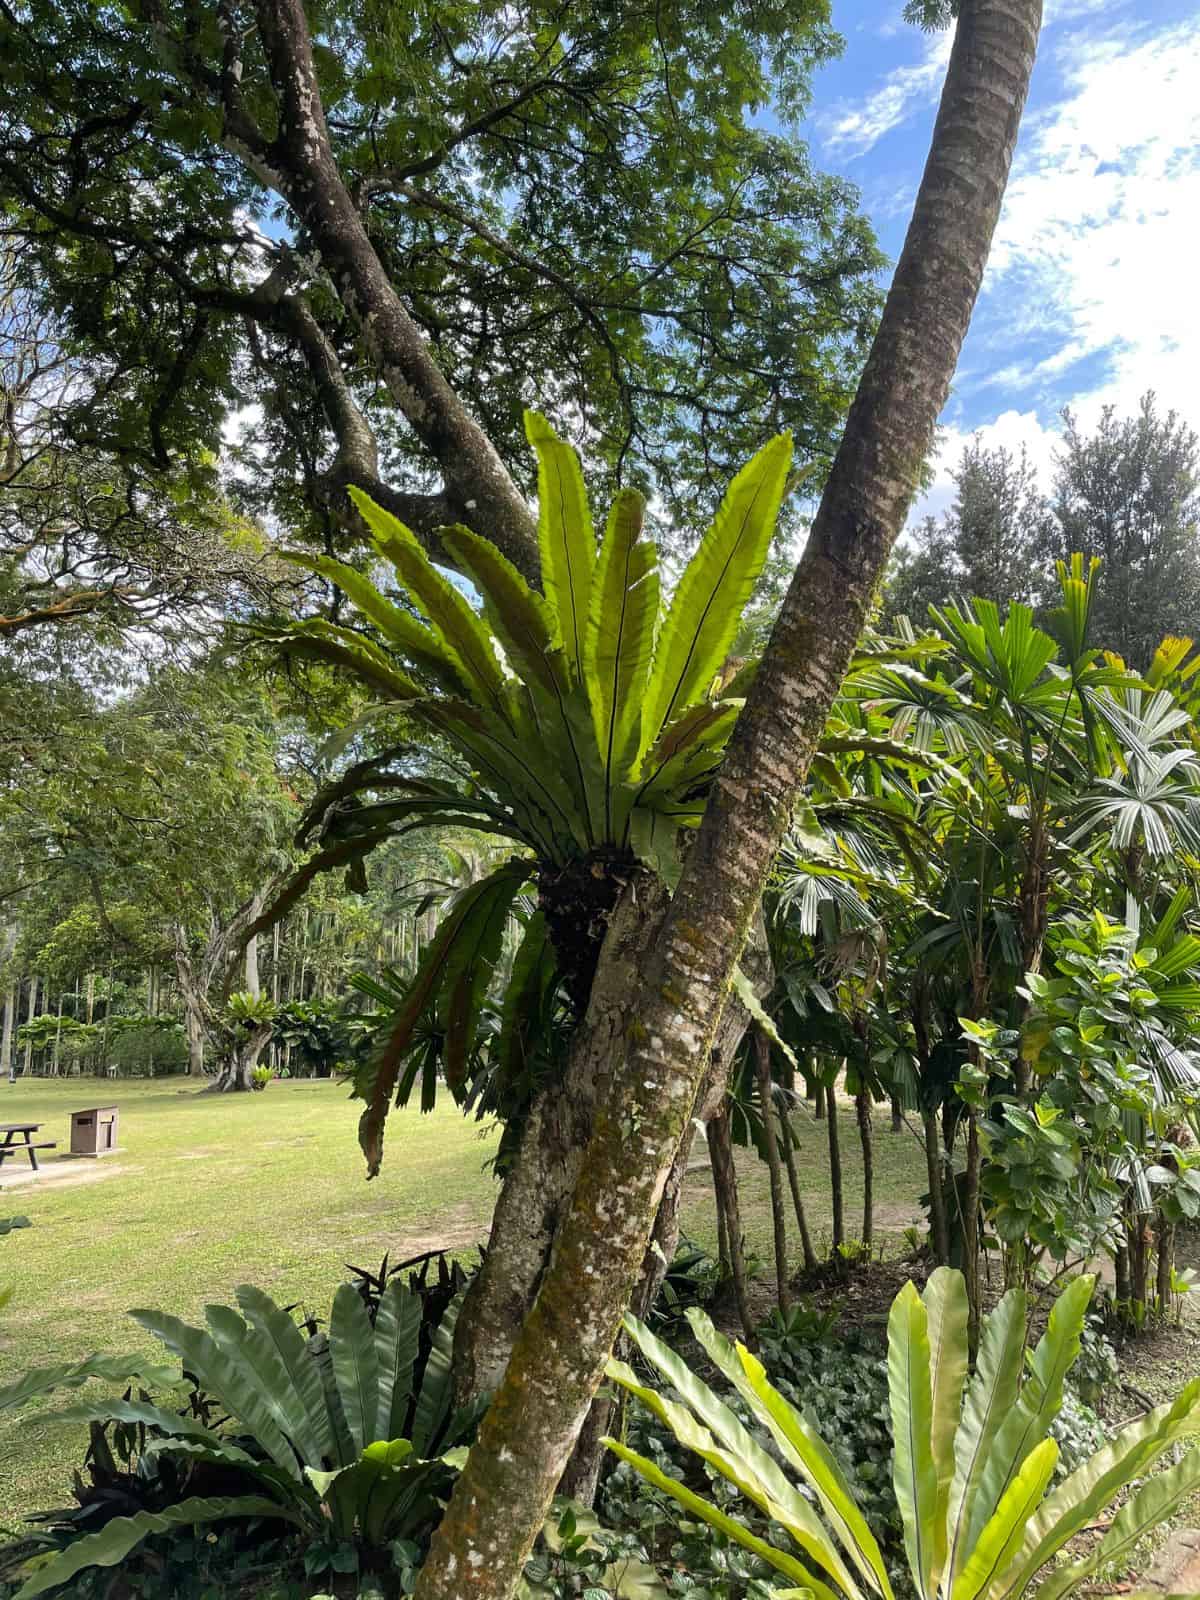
[0,1076,927,1528]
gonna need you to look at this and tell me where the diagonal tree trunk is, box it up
[414,4,1044,1593]
[250,0,540,581]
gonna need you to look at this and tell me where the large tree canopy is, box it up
[0,0,880,570]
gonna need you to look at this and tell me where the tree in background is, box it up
[0,0,880,574]
[0,252,294,642]
[886,394,1200,666]
[886,434,1052,619]
[1049,396,1200,667]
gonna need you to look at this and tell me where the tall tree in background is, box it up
[885,434,1052,620]
[414,1,1044,1594]
[887,394,1200,662]
[0,0,880,572]
[1049,395,1200,666]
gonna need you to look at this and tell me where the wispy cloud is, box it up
[984,17,1200,414]
[819,30,951,159]
[908,11,1200,523]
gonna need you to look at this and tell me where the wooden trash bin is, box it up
[70,1107,119,1157]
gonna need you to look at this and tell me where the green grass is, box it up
[0,1077,927,1528]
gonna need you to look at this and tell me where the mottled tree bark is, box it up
[755,1029,791,1314]
[414,5,1042,1591]
[251,0,540,582]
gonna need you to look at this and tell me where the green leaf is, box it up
[995,1379,1200,1600]
[525,411,595,681]
[968,1276,1093,1550]
[732,967,798,1071]
[348,487,508,715]
[641,432,791,752]
[234,1285,335,1469]
[0,1352,180,1415]
[259,620,422,702]
[411,1293,459,1456]
[12,1496,297,1599]
[283,551,470,696]
[53,1398,257,1465]
[607,1341,860,1600]
[356,866,530,1175]
[1027,1446,1200,1600]
[951,1437,1057,1600]
[373,1280,422,1443]
[583,488,659,788]
[130,1308,299,1476]
[329,1284,379,1453]
[439,523,563,698]
[888,1282,938,1600]
[603,1439,840,1599]
[688,1311,893,1599]
[944,1289,1026,1589]
[922,1268,969,1594]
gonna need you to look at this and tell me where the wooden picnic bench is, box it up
[0,1123,57,1172]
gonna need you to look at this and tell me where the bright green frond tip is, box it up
[607,1268,1200,1600]
[279,422,796,878]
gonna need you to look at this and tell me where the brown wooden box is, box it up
[70,1106,119,1157]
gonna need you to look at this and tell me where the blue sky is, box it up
[801,0,1200,520]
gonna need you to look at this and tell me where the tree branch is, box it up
[252,0,541,584]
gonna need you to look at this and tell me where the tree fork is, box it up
[414,4,1043,1592]
[252,0,541,583]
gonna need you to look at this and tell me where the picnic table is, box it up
[0,1122,56,1172]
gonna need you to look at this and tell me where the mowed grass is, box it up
[0,1077,927,1526]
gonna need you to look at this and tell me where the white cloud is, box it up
[820,30,951,159]
[979,16,1200,419]
[908,408,1062,528]
[908,13,1200,524]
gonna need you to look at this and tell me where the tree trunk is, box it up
[208,1023,273,1092]
[755,1029,791,1314]
[456,909,764,1408]
[923,1107,950,1264]
[453,883,671,1401]
[856,1085,874,1248]
[780,1107,819,1273]
[707,1108,755,1343]
[1,979,15,1085]
[1155,1219,1174,1319]
[891,1090,903,1133]
[826,1080,845,1251]
[252,0,540,581]
[22,974,38,1076]
[414,6,1042,1589]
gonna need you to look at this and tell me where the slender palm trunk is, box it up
[826,1080,845,1251]
[781,1110,819,1273]
[1,979,15,1085]
[416,5,1043,1587]
[963,1111,982,1355]
[856,1085,874,1248]
[923,1108,950,1264]
[755,1029,791,1313]
[22,975,37,1076]
[707,1107,755,1343]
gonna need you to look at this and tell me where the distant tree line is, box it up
[885,393,1200,667]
